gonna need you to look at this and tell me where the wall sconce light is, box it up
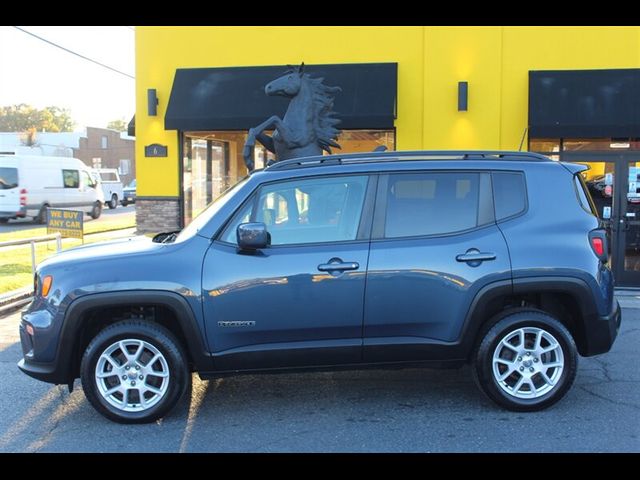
[458,81,468,111]
[147,89,158,116]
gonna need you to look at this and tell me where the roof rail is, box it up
[265,150,552,171]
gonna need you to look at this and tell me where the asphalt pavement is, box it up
[0,306,638,452]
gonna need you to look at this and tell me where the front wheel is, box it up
[80,320,191,423]
[108,194,118,209]
[472,310,578,412]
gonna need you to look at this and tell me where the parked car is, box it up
[121,179,136,206]
[0,154,103,224]
[18,150,620,423]
[94,168,124,210]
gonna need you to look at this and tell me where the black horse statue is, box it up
[243,63,342,170]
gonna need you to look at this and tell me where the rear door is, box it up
[0,165,20,216]
[363,170,512,362]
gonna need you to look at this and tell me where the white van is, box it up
[0,154,104,224]
[93,168,124,210]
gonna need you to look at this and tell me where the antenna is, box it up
[518,127,529,152]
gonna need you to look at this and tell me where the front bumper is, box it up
[582,299,621,356]
[18,309,69,385]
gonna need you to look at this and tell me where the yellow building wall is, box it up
[135,26,640,197]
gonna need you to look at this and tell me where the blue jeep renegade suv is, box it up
[18,151,621,423]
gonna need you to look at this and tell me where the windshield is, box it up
[175,177,250,242]
[0,167,18,189]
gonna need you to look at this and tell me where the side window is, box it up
[382,172,488,238]
[62,169,79,188]
[492,171,527,220]
[80,171,94,188]
[220,175,369,245]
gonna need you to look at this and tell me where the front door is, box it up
[202,174,374,370]
[363,171,512,362]
[562,151,640,287]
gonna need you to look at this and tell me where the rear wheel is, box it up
[80,320,191,424]
[90,201,102,219]
[472,310,578,411]
[35,205,49,224]
[108,194,118,209]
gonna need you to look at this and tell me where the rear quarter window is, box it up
[574,173,597,216]
[492,171,527,220]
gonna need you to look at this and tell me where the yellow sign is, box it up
[47,208,84,239]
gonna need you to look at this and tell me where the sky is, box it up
[0,26,135,132]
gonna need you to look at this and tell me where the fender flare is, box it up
[55,291,211,382]
[458,276,601,358]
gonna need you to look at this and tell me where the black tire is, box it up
[108,194,118,209]
[35,205,49,224]
[121,200,128,207]
[90,201,102,219]
[80,320,191,424]
[472,309,578,412]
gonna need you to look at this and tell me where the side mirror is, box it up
[237,222,270,250]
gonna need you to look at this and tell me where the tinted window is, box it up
[62,169,79,188]
[383,172,482,238]
[492,172,526,220]
[220,175,368,245]
[0,167,18,189]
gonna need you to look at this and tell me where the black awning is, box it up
[127,115,135,136]
[165,63,397,131]
[529,69,640,138]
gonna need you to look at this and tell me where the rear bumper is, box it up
[582,299,621,356]
[0,206,26,219]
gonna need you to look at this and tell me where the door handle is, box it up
[318,258,359,272]
[456,249,496,264]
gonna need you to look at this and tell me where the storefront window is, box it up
[182,129,396,226]
[529,138,560,154]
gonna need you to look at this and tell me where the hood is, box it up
[39,235,163,268]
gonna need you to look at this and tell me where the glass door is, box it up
[618,157,640,286]
[561,152,622,282]
[561,151,640,287]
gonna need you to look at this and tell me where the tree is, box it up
[106,118,127,132]
[0,104,75,132]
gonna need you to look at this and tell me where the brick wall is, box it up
[73,127,136,186]
[136,199,180,233]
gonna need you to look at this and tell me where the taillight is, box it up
[19,188,27,207]
[589,229,608,262]
[591,237,604,256]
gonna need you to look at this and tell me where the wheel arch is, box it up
[57,291,211,384]
[460,276,601,359]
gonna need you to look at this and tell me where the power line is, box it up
[12,26,135,80]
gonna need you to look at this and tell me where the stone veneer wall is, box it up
[136,199,181,233]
